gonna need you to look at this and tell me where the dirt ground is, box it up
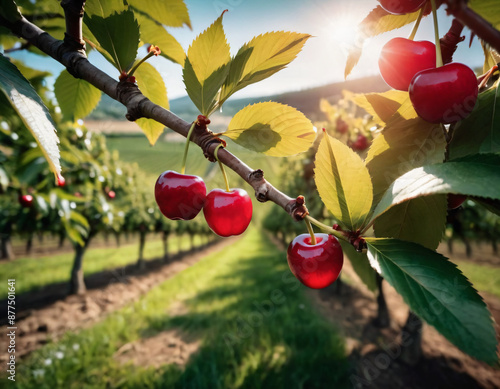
[0,237,237,364]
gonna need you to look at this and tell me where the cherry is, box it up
[155,170,206,220]
[19,194,33,208]
[56,175,65,187]
[351,134,370,152]
[379,0,427,15]
[203,188,252,237]
[447,194,467,210]
[379,38,436,91]
[107,190,116,199]
[336,117,348,134]
[409,63,478,124]
[287,233,343,289]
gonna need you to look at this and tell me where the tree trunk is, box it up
[373,273,390,328]
[137,230,146,269]
[114,232,121,247]
[1,236,15,260]
[58,232,65,249]
[400,311,423,366]
[190,234,195,251]
[447,238,453,254]
[178,234,182,254]
[492,239,497,255]
[162,231,169,261]
[25,234,33,255]
[70,243,87,295]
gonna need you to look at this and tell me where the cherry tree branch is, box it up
[0,13,308,221]
[444,0,500,53]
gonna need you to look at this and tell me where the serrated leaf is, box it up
[0,54,61,180]
[345,5,431,78]
[54,70,102,121]
[449,85,500,160]
[84,10,139,72]
[134,63,168,145]
[84,0,127,18]
[314,133,373,231]
[183,12,230,116]
[127,0,191,28]
[373,195,447,250]
[340,240,377,292]
[351,90,407,126]
[366,238,497,364]
[470,0,500,29]
[135,12,185,66]
[372,154,500,221]
[219,31,311,105]
[481,41,497,74]
[367,118,445,203]
[223,102,315,156]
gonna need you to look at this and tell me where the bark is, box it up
[136,230,146,269]
[25,234,33,255]
[70,242,87,295]
[58,232,65,248]
[114,232,121,247]
[1,236,15,260]
[162,231,169,261]
[373,273,390,328]
[400,311,423,366]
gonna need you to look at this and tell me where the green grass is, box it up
[456,260,500,299]
[6,230,350,389]
[0,234,204,299]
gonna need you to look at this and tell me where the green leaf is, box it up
[0,54,61,180]
[372,154,500,221]
[0,0,22,21]
[54,70,102,121]
[127,0,191,28]
[219,31,311,105]
[366,238,497,364]
[182,12,230,116]
[345,5,431,78]
[84,0,127,18]
[135,12,185,66]
[84,10,140,72]
[366,118,445,203]
[314,133,373,231]
[351,90,408,126]
[134,62,168,145]
[340,241,377,292]
[373,195,447,250]
[449,84,500,160]
[469,0,500,29]
[223,102,315,156]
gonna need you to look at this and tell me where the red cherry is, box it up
[351,134,370,151]
[155,170,206,220]
[107,190,116,199]
[287,233,343,289]
[336,117,349,134]
[203,188,252,237]
[379,0,426,15]
[409,63,478,124]
[56,175,65,187]
[19,194,33,208]
[447,194,467,210]
[379,38,436,91]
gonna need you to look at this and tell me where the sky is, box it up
[10,0,485,100]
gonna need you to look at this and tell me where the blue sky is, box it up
[10,0,485,100]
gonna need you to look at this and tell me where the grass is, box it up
[6,230,351,389]
[0,234,205,299]
[456,260,500,299]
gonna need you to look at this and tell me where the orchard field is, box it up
[2,0,500,388]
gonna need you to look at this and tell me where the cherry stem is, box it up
[408,7,424,41]
[305,215,348,243]
[304,218,317,245]
[181,122,196,175]
[128,51,155,78]
[214,144,230,192]
[431,0,444,68]
[478,65,499,90]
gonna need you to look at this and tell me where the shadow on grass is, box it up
[125,232,352,389]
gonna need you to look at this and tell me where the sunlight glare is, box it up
[327,14,363,57]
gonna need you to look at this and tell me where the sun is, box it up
[326,14,363,56]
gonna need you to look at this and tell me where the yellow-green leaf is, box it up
[134,63,168,145]
[135,12,185,66]
[127,0,191,28]
[351,90,408,126]
[470,0,500,29]
[223,102,316,156]
[220,31,311,105]
[366,118,445,203]
[84,0,127,18]
[54,70,102,121]
[182,12,230,116]
[314,133,373,231]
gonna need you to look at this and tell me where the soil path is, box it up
[0,237,238,364]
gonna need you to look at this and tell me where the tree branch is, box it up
[0,13,308,221]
